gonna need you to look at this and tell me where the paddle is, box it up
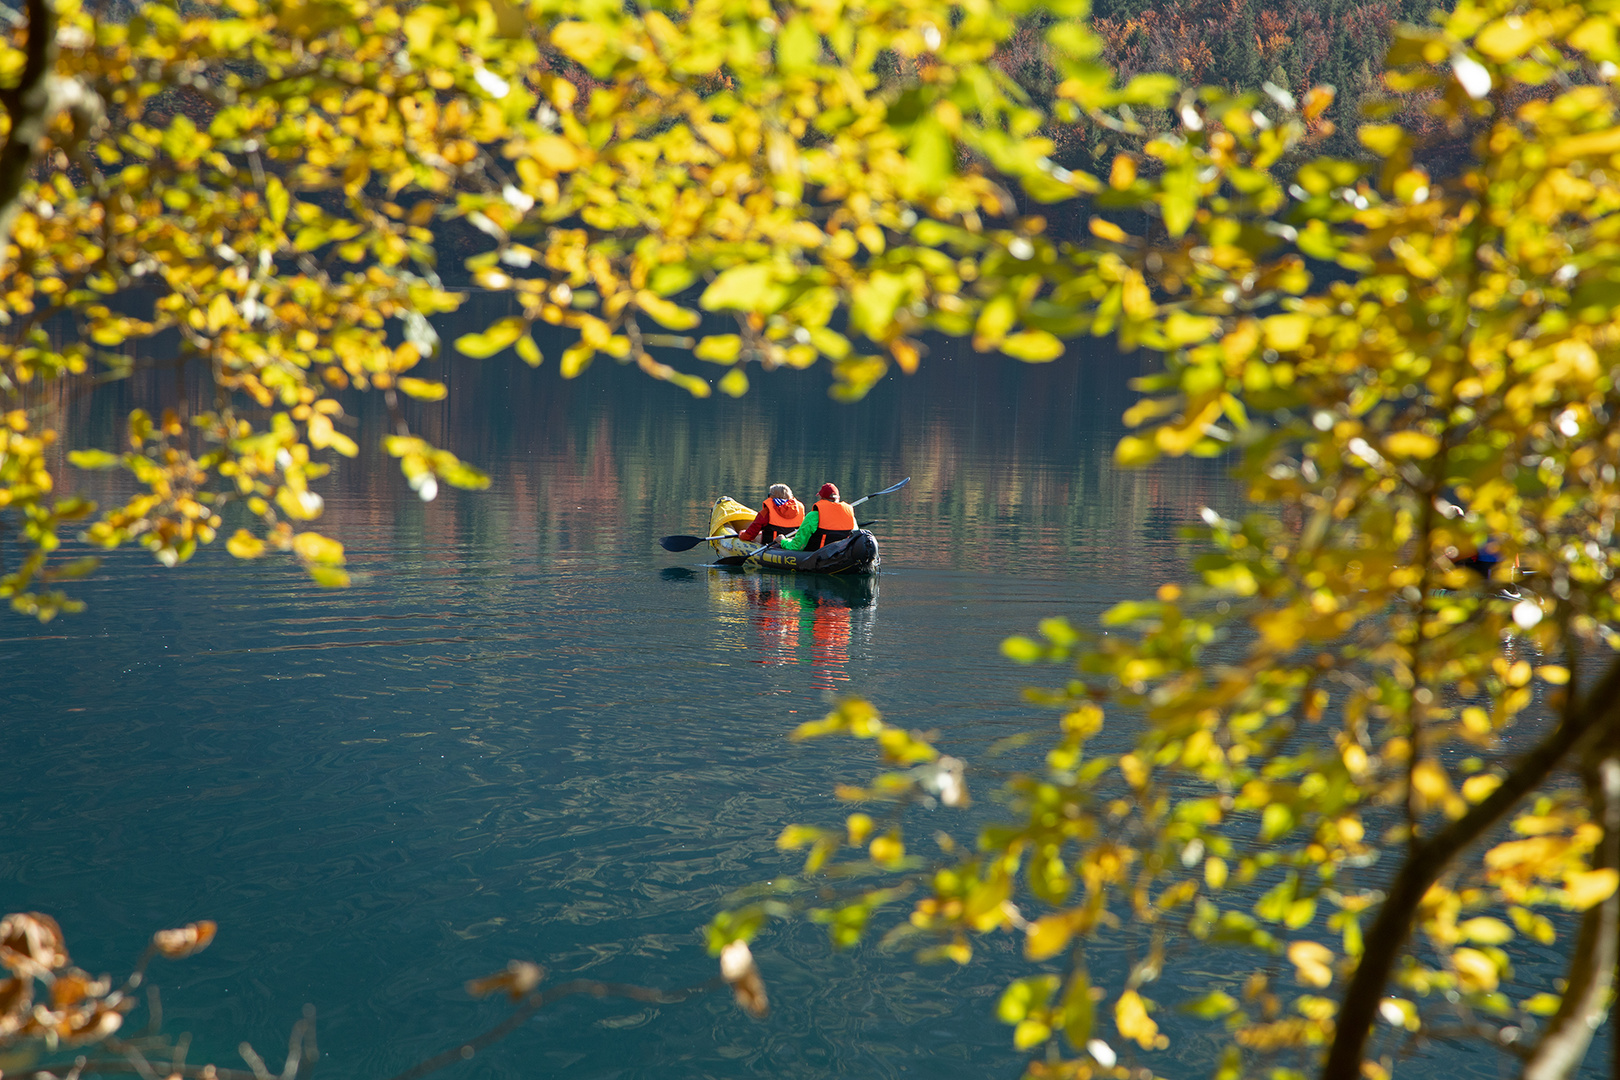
[658,532,736,552]
[849,476,910,507]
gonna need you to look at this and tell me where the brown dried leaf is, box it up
[50,969,108,1008]
[62,1003,124,1045]
[466,961,545,1000]
[720,941,768,1019]
[151,921,217,959]
[0,913,68,978]
[0,975,34,1036]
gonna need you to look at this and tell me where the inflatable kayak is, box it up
[707,496,881,576]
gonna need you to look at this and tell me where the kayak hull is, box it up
[705,496,880,575]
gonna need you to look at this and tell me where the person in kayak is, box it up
[738,484,806,543]
[779,483,857,550]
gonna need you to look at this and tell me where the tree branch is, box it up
[0,0,58,248]
[380,976,721,1080]
[1519,737,1620,1080]
[1320,650,1620,1080]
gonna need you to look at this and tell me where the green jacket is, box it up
[779,507,858,550]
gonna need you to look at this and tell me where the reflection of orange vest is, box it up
[814,500,855,532]
[764,498,805,530]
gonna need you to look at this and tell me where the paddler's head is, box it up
[818,483,840,501]
[769,484,794,503]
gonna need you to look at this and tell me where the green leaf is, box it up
[778,15,820,72]
[1000,330,1065,362]
[1061,970,1094,1049]
[68,450,122,470]
[649,263,697,297]
[307,565,352,589]
[695,334,743,364]
[700,265,774,312]
[397,377,447,401]
[1181,991,1239,1019]
[266,176,289,228]
[454,317,527,358]
[850,272,908,338]
[43,557,101,581]
[1000,636,1043,663]
[1117,72,1178,106]
[907,117,953,193]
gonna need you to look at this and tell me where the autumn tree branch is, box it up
[1321,652,1620,1080]
[1519,740,1620,1080]
[0,0,58,248]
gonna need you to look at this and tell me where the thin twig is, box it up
[381,977,722,1080]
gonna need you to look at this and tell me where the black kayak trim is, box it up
[713,529,880,575]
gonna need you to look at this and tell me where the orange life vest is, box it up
[813,499,855,532]
[763,497,806,530]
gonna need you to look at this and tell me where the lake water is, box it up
[3,322,1242,1079]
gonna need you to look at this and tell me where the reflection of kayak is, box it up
[706,567,879,608]
[707,496,881,576]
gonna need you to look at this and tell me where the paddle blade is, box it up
[659,535,706,552]
[851,477,911,508]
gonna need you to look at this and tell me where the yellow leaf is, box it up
[1459,917,1513,945]
[1564,868,1620,911]
[1025,914,1075,961]
[532,135,582,172]
[700,265,774,312]
[1383,430,1440,459]
[1114,435,1159,467]
[307,565,351,588]
[1288,941,1334,987]
[1089,216,1128,243]
[1114,990,1158,1048]
[635,291,701,330]
[551,21,608,65]
[1109,154,1136,190]
[397,378,447,401]
[1302,84,1335,120]
[292,531,345,565]
[226,529,265,559]
[1013,1019,1051,1050]
[869,833,904,865]
[1523,992,1562,1016]
[1001,330,1064,363]
[1410,759,1452,809]
[1475,17,1539,61]
[1262,313,1311,352]
[1452,947,1499,992]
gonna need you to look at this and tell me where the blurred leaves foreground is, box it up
[0,911,727,1080]
[8,0,1620,1077]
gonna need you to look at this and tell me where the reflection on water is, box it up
[3,319,1253,1080]
[704,571,878,693]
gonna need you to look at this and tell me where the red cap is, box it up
[819,483,839,500]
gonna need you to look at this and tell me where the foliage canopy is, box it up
[9,0,1620,1078]
[704,2,1620,1079]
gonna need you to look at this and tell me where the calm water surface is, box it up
[4,330,1240,1079]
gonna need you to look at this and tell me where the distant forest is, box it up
[999,0,1456,165]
